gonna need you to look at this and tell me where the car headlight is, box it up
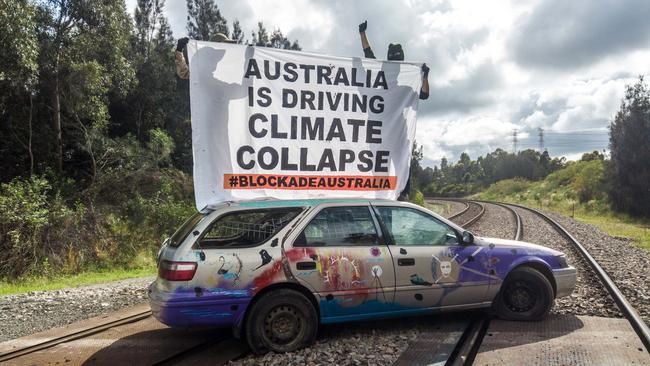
[556,255,569,268]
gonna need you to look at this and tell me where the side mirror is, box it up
[462,230,474,245]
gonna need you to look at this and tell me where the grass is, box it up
[0,265,156,295]
[472,160,650,251]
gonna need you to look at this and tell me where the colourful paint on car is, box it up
[148,199,576,336]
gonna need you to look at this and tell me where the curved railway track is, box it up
[430,198,485,227]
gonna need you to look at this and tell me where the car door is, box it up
[287,204,396,319]
[372,204,491,310]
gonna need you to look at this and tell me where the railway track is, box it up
[0,310,152,363]
[501,202,650,353]
[435,198,650,354]
[430,198,485,227]
[0,308,248,365]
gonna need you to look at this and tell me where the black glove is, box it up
[359,21,367,33]
[422,63,430,77]
[176,37,189,52]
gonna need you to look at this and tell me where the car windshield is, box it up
[169,212,205,248]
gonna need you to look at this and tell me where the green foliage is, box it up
[186,0,229,41]
[607,77,650,217]
[0,0,307,281]
[410,190,425,206]
[476,159,608,212]
[474,159,650,251]
[0,176,83,278]
[0,0,38,89]
[412,146,566,198]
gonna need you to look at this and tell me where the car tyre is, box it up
[494,266,554,321]
[244,289,318,354]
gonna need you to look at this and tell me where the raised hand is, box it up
[176,37,190,52]
[422,63,430,77]
[359,20,368,33]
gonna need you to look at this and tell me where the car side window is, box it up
[294,206,379,247]
[375,206,459,246]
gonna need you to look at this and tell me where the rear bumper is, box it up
[553,266,577,298]
[148,283,251,328]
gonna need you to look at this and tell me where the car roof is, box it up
[205,198,400,211]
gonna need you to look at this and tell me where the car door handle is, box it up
[397,258,415,266]
[296,262,316,270]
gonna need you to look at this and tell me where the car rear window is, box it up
[169,212,206,248]
[196,208,303,249]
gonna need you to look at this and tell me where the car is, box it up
[148,198,577,354]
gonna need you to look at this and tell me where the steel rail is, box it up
[447,315,490,366]
[505,202,650,353]
[460,201,485,227]
[427,197,483,227]
[0,310,152,362]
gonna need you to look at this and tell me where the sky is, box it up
[126,0,650,168]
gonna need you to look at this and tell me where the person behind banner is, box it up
[175,33,236,80]
[358,20,427,201]
[358,20,430,100]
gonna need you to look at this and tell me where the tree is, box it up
[186,0,228,41]
[0,0,39,177]
[231,19,244,44]
[607,77,650,217]
[251,22,301,50]
[35,0,136,181]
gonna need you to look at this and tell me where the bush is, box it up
[410,190,425,206]
[0,176,85,278]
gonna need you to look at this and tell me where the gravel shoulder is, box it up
[545,211,650,326]
[0,276,153,342]
[510,206,622,319]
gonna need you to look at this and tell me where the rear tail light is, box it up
[158,260,197,281]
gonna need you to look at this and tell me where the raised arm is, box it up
[420,63,429,100]
[359,21,376,59]
[175,37,190,80]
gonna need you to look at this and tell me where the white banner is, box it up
[188,40,422,210]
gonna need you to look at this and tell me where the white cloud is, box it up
[124,0,649,167]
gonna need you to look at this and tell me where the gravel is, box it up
[545,211,650,326]
[466,202,516,240]
[0,276,153,342]
[509,206,622,319]
[230,317,432,366]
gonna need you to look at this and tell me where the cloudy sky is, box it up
[126,0,650,167]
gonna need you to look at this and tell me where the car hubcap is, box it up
[263,305,303,346]
[504,280,537,312]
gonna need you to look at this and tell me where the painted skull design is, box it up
[440,261,452,277]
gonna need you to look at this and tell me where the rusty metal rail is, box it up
[429,197,484,227]
[448,315,490,366]
[505,202,650,353]
[0,310,152,362]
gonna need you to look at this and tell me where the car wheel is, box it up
[244,289,318,354]
[494,267,554,321]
